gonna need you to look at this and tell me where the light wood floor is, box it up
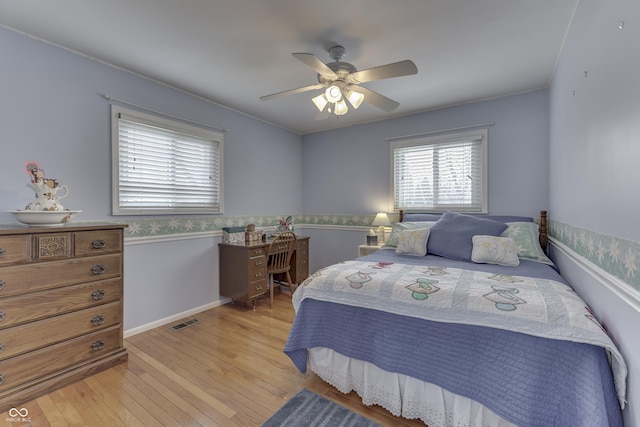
[0,292,426,426]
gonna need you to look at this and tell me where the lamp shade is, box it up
[312,93,328,112]
[334,99,348,116]
[371,212,391,226]
[346,88,365,109]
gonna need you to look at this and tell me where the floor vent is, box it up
[171,318,200,331]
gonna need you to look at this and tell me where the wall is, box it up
[549,0,640,424]
[300,90,551,269]
[302,89,550,217]
[0,26,303,332]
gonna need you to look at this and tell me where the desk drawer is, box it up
[0,326,121,392]
[0,254,121,297]
[248,265,266,284]
[246,247,266,258]
[247,279,267,299]
[249,255,266,269]
[0,302,121,360]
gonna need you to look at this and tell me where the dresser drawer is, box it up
[0,302,121,360]
[33,233,72,260]
[0,253,121,297]
[0,236,30,266]
[0,278,121,329]
[0,326,121,392]
[74,230,122,256]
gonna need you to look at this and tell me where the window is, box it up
[391,129,487,213]
[111,106,223,215]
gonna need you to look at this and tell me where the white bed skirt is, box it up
[308,347,516,427]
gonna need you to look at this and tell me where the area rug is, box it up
[261,388,383,427]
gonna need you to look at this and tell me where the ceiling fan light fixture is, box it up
[345,88,364,109]
[334,99,348,116]
[325,85,342,103]
[312,93,328,112]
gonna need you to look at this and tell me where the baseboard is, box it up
[123,298,232,338]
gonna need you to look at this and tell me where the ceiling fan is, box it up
[260,45,418,117]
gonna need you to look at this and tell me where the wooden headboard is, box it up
[397,210,549,254]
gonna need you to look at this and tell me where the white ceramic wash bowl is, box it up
[7,210,82,227]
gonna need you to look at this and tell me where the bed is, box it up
[284,210,627,427]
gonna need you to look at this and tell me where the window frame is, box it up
[390,129,488,214]
[111,105,224,216]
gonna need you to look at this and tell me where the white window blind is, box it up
[112,106,223,215]
[392,130,487,213]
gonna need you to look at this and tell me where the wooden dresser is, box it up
[219,236,309,306]
[0,223,127,411]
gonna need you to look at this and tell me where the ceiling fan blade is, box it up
[347,60,418,84]
[292,53,338,78]
[260,84,325,101]
[354,86,400,112]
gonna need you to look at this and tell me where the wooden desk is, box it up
[219,236,309,306]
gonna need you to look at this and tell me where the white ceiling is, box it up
[0,0,578,135]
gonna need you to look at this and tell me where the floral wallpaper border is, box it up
[111,214,639,293]
[116,213,392,239]
[549,220,640,293]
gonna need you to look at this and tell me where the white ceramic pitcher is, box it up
[25,182,69,211]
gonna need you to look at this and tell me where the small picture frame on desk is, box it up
[366,235,378,246]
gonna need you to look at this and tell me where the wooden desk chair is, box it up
[266,231,297,308]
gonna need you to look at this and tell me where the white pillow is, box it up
[502,222,554,265]
[471,235,520,266]
[395,228,430,256]
[385,221,436,248]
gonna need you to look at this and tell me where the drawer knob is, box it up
[92,239,106,249]
[0,343,4,353]
[0,374,4,385]
[92,289,106,300]
[255,285,262,291]
[91,315,105,326]
[0,280,4,290]
[0,311,5,322]
[91,265,106,275]
[255,272,262,278]
[255,260,263,266]
[91,339,105,351]
[0,248,5,258]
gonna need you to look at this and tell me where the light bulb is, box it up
[325,85,342,103]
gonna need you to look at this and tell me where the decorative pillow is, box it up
[471,235,520,266]
[427,211,508,261]
[395,228,430,256]
[385,221,436,248]
[502,222,554,265]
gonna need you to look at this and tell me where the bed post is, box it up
[539,210,548,254]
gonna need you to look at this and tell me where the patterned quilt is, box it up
[291,260,627,409]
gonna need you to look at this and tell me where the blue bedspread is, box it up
[284,251,625,427]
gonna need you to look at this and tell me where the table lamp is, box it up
[371,212,392,244]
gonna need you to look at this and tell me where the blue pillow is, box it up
[427,211,509,261]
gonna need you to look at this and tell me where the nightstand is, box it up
[358,244,384,257]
